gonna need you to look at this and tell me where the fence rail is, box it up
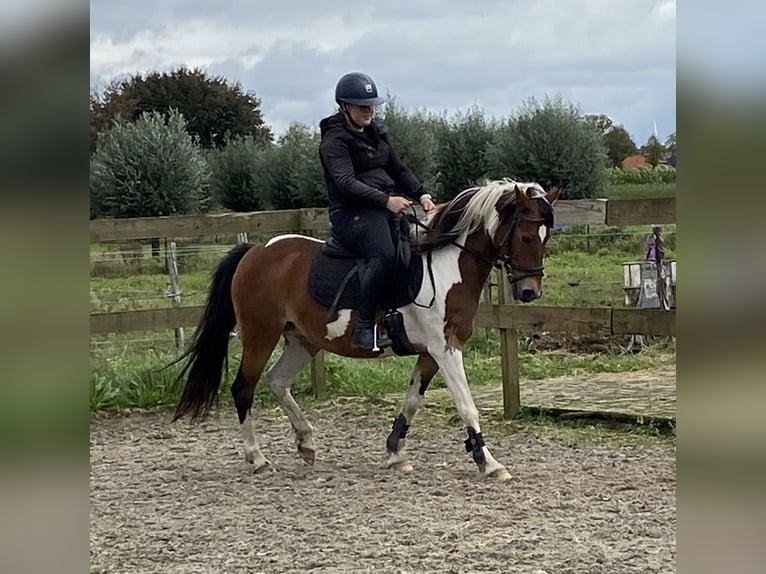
[90,198,675,242]
[90,305,675,337]
[89,197,676,419]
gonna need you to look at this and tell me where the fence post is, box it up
[496,268,520,419]
[167,240,185,351]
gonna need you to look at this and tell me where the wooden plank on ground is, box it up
[90,210,304,242]
[90,307,203,334]
[612,308,676,336]
[606,197,675,226]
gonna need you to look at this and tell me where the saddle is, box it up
[307,216,425,356]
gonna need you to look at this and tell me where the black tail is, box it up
[172,243,254,422]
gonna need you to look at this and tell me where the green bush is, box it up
[270,124,326,209]
[486,96,609,199]
[380,101,447,198]
[90,110,210,219]
[207,135,274,211]
[607,165,676,185]
[436,106,494,200]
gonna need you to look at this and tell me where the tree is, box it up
[90,110,210,219]
[379,100,446,196]
[486,96,609,199]
[207,136,274,212]
[269,124,326,209]
[664,131,676,158]
[436,106,494,200]
[585,114,614,136]
[640,135,667,166]
[90,67,272,152]
[603,125,639,166]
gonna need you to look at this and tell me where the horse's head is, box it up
[494,184,561,302]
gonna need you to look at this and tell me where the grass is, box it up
[89,330,675,412]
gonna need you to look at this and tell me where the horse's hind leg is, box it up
[262,332,317,465]
[386,353,440,472]
[232,330,281,473]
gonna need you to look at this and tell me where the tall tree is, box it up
[640,135,667,166]
[603,125,639,166]
[207,136,274,212]
[486,96,608,199]
[585,114,614,135]
[90,110,210,219]
[90,67,272,151]
[436,106,493,200]
[379,100,446,197]
[664,131,676,158]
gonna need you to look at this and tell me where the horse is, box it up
[172,179,560,480]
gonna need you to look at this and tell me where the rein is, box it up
[407,210,547,286]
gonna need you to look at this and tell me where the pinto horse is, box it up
[173,179,560,480]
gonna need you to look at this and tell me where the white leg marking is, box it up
[432,348,509,479]
[325,309,352,341]
[241,414,271,471]
[262,335,316,463]
[387,363,424,471]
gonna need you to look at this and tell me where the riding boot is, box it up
[351,318,391,350]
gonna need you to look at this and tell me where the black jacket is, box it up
[319,113,424,215]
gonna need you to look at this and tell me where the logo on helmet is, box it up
[364,83,373,93]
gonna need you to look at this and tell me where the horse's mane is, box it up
[415,179,552,252]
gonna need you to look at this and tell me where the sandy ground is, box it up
[90,386,676,574]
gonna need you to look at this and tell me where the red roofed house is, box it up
[621,154,649,168]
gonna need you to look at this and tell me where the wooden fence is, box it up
[90,198,676,418]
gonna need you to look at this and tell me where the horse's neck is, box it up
[426,231,496,304]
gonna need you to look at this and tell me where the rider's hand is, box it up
[420,194,436,212]
[385,196,412,214]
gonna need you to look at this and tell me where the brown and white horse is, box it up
[173,179,560,480]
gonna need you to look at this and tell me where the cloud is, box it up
[90,0,677,142]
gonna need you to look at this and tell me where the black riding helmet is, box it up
[335,72,387,106]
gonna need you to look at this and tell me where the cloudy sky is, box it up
[90,0,676,145]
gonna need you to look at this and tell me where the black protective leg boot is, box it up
[351,318,391,350]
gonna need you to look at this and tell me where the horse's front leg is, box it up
[432,347,511,480]
[386,353,439,471]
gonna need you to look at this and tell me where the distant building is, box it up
[621,154,649,168]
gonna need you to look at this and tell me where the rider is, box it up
[319,72,436,349]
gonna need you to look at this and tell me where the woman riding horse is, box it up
[172,176,560,481]
[319,72,436,349]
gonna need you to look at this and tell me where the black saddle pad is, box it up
[308,248,424,313]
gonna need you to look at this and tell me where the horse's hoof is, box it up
[298,446,316,465]
[253,460,273,475]
[487,467,512,481]
[390,460,414,473]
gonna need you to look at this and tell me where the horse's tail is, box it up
[172,242,254,422]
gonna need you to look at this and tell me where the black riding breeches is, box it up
[330,208,397,320]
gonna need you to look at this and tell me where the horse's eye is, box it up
[521,234,533,243]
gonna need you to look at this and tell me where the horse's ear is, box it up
[546,185,562,205]
[514,185,531,207]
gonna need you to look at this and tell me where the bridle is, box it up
[407,209,548,285]
[495,212,547,284]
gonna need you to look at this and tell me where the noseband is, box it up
[496,213,547,284]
